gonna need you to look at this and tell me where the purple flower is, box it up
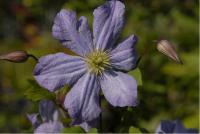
[27,100,64,133]
[79,118,99,132]
[34,0,138,127]
[156,120,198,134]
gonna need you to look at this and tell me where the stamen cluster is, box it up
[85,50,110,75]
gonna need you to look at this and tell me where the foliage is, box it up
[129,126,142,133]
[24,80,55,102]
[88,128,98,133]
[62,126,85,133]
[128,68,143,86]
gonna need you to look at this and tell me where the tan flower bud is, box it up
[0,51,29,63]
[156,40,183,64]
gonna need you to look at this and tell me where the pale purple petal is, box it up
[27,114,41,129]
[155,120,175,133]
[100,71,137,107]
[34,122,64,133]
[156,120,198,134]
[78,16,94,50]
[110,35,138,71]
[64,73,101,123]
[187,129,198,133]
[34,53,87,92]
[80,118,99,132]
[93,0,125,50]
[52,9,93,56]
[39,100,56,122]
[174,120,198,133]
[173,120,187,133]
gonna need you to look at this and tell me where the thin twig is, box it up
[28,54,38,62]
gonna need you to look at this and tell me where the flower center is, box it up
[85,50,110,75]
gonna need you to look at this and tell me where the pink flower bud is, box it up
[0,51,29,63]
[156,40,183,64]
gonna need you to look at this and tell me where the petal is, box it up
[100,71,137,107]
[93,0,125,50]
[187,129,198,133]
[52,9,93,56]
[34,53,87,92]
[110,35,138,71]
[27,114,41,129]
[78,16,94,50]
[64,73,101,123]
[80,118,99,132]
[34,122,64,133]
[39,100,57,122]
[173,120,188,133]
[155,120,175,133]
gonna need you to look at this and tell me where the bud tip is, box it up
[156,40,183,64]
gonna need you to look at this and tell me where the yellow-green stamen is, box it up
[85,50,110,75]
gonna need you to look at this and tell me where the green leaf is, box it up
[24,79,55,102]
[87,128,98,133]
[129,126,142,134]
[61,118,71,125]
[55,85,70,105]
[140,128,149,133]
[183,112,199,129]
[128,68,143,86]
[62,126,85,133]
[127,107,133,112]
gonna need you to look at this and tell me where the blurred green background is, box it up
[0,0,199,132]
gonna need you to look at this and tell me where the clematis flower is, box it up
[27,100,64,133]
[155,120,198,134]
[34,0,138,127]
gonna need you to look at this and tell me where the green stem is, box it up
[28,54,38,62]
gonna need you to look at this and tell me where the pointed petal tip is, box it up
[93,0,126,50]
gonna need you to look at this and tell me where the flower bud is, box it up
[156,40,183,64]
[0,51,29,63]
